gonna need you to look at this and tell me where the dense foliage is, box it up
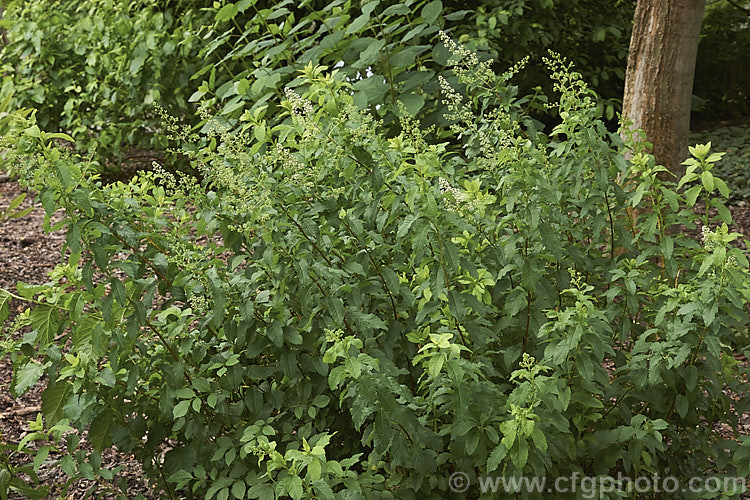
[454,0,633,122]
[0,0,212,165]
[0,0,634,171]
[690,125,750,204]
[2,34,749,498]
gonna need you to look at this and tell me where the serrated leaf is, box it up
[89,410,115,451]
[487,443,507,472]
[32,445,51,472]
[684,184,702,207]
[30,305,58,346]
[13,361,45,395]
[42,381,72,426]
[397,214,418,239]
[530,427,547,453]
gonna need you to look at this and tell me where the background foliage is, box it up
[690,126,750,203]
[0,0,636,169]
[0,0,212,167]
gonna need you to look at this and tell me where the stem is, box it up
[339,216,398,320]
[603,187,616,261]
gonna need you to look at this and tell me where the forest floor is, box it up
[1,163,750,497]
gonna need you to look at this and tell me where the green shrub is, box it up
[2,38,750,499]
[454,0,634,123]
[689,125,750,203]
[0,0,635,175]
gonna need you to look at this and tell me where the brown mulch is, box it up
[1,176,749,497]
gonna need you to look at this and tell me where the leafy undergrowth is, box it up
[1,38,749,499]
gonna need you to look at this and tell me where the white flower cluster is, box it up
[701,225,714,250]
[188,293,208,314]
[700,225,738,269]
[438,31,480,68]
[439,177,466,203]
[152,161,177,191]
[439,177,481,215]
[284,87,313,116]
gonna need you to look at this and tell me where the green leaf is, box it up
[713,200,732,224]
[216,3,239,22]
[352,146,373,167]
[358,39,385,66]
[487,444,507,472]
[288,476,304,500]
[714,177,729,198]
[24,125,41,139]
[30,305,58,346]
[173,400,191,419]
[268,321,284,347]
[345,13,370,36]
[312,395,330,408]
[89,410,115,451]
[32,445,51,472]
[0,289,10,323]
[421,0,443,24]
[514,437,529,469]
[45,132,74,143]
[530,427,547,453]
[398,93,425,115]
[42,381,72,425]
[396,214,418,239]
[129,54,146,75]
[13,361,45,395]
[684,185,701,207]
[6,192,26,212]
[232,481,247,499]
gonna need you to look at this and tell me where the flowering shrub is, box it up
[2,38,749,499]
[0,0,636,173]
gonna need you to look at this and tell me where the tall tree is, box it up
[622,0,705,176]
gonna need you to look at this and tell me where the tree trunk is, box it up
[622,0,705,178]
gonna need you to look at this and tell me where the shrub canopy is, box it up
[2,34,749,498]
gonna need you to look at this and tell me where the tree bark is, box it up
[622,0,705,178]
